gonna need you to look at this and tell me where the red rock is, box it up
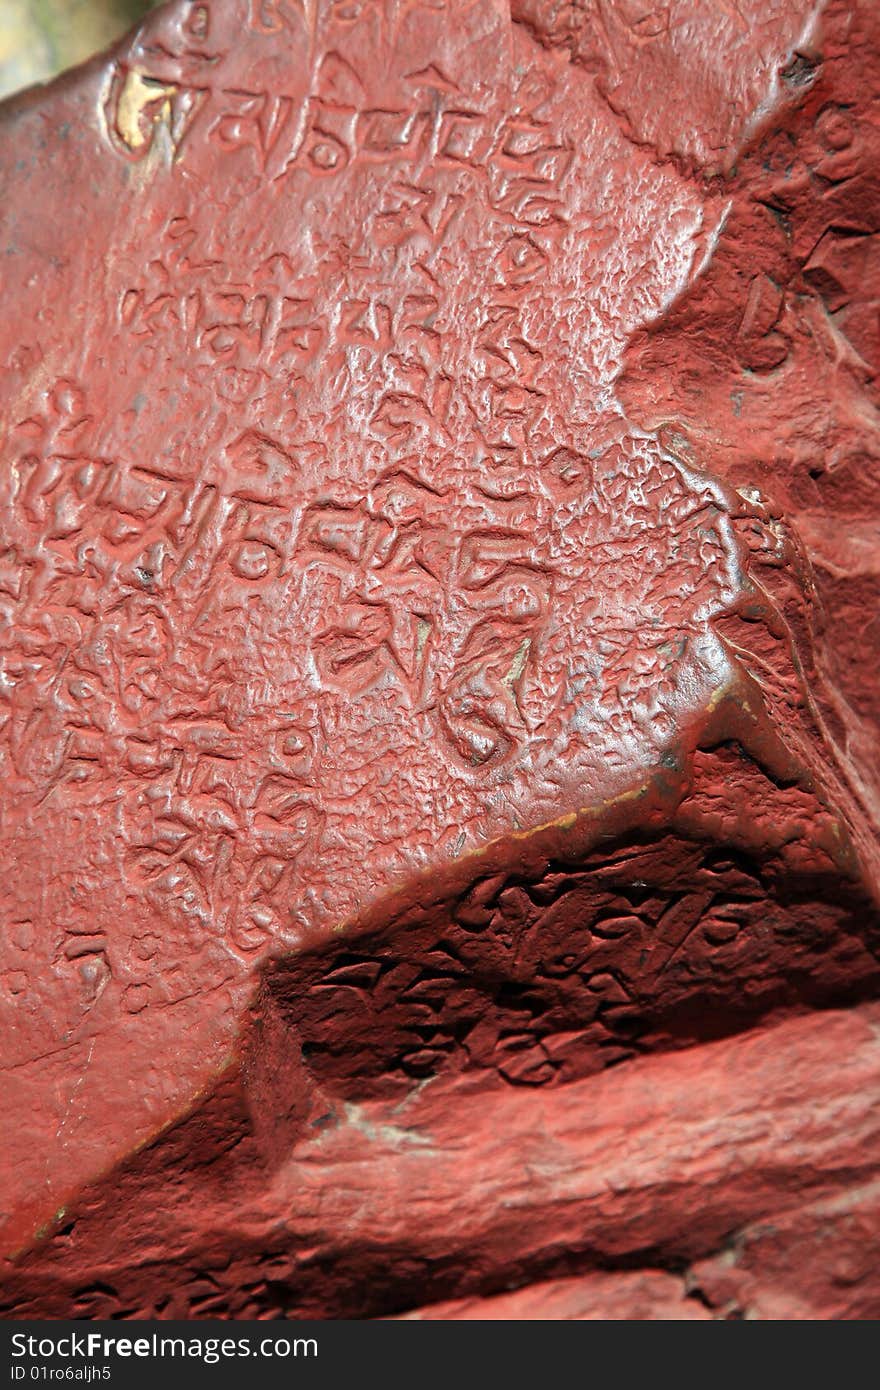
[689,1181,880,1321]
[0,0,879,1319]
[5,1003,880,1317]
[397,1270,710,1320]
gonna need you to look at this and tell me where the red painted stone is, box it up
[6,1003,880,1318]
[397,1272,712,1321]
[0,0,879,1319]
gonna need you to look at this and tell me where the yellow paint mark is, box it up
[503,637,531,687]
[116,70,176,151]
[603,784,645,806]
[706,680,733,713]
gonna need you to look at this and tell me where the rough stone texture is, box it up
[5,1005,880,1318]
[397,1272,711,1321]
[1,0,879,1320]
[688,1179,880,1321]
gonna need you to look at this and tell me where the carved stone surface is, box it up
[1,0,879,1319]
